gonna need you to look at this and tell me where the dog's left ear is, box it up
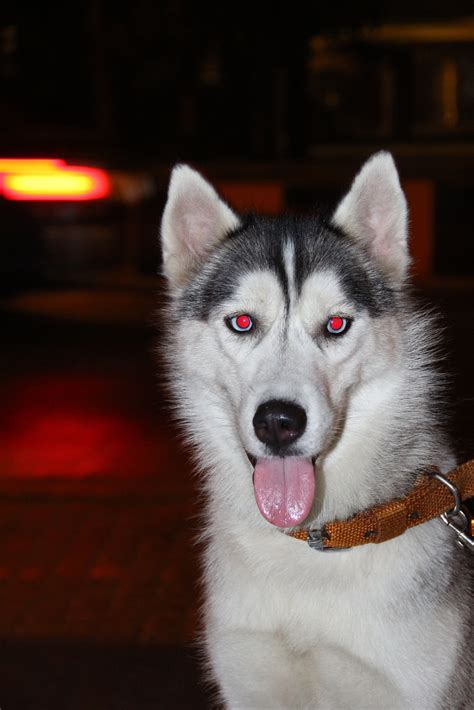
[161,164,241,289]
[332,152,409,282]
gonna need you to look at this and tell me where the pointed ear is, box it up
[332,152,409,282]
[161,164,240,288]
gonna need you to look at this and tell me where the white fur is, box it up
[161,155,469,709]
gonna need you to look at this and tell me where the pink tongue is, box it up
[253,457,315,528]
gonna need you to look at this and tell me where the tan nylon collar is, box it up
[287,459,474,551]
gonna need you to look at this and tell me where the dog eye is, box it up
[227,314,254,333]
[326,316,351,336]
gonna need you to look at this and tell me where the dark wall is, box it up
[2,2,473,160]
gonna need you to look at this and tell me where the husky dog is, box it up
[160,153,472,709]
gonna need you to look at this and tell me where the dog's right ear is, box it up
[332,152,409,283]
[161,165,240,289]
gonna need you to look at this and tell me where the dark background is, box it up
[0,3,473,708]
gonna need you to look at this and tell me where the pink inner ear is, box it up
[367,207,385,233]
[178,184,238,259]
[367,207,393,260]
[367,207,388,241]
[184,212,218,258]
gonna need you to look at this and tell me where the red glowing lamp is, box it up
[0,159,111,201]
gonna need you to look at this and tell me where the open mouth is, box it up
[247,453,316,528]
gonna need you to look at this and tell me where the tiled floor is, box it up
[0,491,198,644]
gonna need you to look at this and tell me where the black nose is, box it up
[253,400,307,452]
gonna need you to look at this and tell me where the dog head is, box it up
[160,154,420,529]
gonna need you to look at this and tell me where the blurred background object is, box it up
[0,2,473,708]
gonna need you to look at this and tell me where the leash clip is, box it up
[431,472,474,553]
[307,528,349,553]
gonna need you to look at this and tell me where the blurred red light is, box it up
[0,375,154,477]
[0,160,111,201]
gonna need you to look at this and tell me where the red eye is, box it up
[228,314,254,333]
[326,316,350,335]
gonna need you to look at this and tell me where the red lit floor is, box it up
[1,305,210,708]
